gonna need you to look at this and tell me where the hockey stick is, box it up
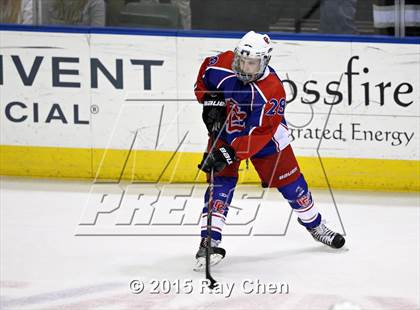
[205,128,218,289]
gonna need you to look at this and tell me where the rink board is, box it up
[1,145,419,191]
[0,25,419,191]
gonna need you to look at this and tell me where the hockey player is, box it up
[194,31,345,270]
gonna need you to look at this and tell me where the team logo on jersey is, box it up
[226,99,247,134]
[209,56,219,65]
[263,36,270,44]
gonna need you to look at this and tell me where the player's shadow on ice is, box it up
[217,245,349,271]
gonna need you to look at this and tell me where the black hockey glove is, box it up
[202,92,226,133]
[198,145,236,173]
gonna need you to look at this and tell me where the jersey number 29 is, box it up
[266,98,285,116]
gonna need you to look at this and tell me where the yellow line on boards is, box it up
[1,145,419,192]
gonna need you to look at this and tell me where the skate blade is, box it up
[193,254,224,272]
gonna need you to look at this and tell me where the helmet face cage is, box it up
[232,48,270,83]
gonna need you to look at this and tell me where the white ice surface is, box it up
[1,177,419,310]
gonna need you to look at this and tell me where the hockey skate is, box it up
[305,221,346,249]
[193,238,226,271]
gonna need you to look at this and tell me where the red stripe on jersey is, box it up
[194,51,235,103]
[194,56,210,103]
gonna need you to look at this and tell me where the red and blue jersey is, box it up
[194,51,290,160]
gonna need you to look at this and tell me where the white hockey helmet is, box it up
[232,31,273,83]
